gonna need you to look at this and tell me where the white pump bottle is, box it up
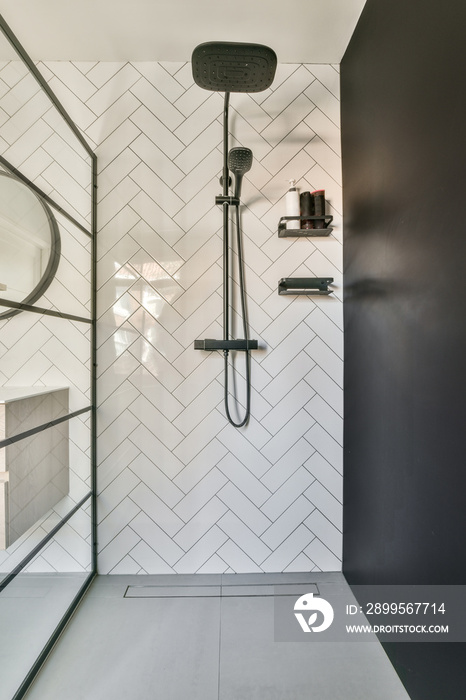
[285,179,300,230]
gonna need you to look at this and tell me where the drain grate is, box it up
[124,583,319,599]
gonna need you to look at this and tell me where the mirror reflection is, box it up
[0,171,60,318]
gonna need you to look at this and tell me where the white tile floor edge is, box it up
[23,573,412,700]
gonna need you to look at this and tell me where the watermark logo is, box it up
[294,593,334,633]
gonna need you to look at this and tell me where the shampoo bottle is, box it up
[285,179,300,230]
[300,191,314,229]
[312,189,326,229]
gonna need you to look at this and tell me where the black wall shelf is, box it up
[278,214,333,237]
[278,277,334,296]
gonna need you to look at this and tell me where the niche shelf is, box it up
[278,277,334,296]
[278,214,333,238]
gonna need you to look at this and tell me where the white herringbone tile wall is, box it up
[47,61,343,574]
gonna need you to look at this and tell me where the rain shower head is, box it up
[191,41,277,93]
[228,147,253,199]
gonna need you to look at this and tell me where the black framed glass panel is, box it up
[0,11,96,700]
[0,503,92,700]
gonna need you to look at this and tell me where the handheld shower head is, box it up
[228,147,253,200]
[192,41,277,93]
[229,147,253,174]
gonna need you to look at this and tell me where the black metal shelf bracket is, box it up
[278,277,334,295]
[278,214,333,237]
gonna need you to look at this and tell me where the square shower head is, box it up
[191,41,277,93]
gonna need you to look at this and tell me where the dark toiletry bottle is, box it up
[312,190,326,229]
[300,191,314,229]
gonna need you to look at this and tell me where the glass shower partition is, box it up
[0,14,96,700]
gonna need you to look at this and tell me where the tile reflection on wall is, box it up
[43,61,343,574]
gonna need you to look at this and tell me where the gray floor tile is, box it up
[218,595,411,700]
[25,595,221,700]
[23,574,411,700]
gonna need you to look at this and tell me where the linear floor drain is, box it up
[125,585,220,598]
[124,583,319,598]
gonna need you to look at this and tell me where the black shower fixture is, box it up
[228,147,253,200]
[192,41,277,428]
[191,41,277,93]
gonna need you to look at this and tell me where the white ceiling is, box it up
[0,0,367,63]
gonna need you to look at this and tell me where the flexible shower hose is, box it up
[223,204,251,428]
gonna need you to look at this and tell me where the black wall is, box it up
[341,0,466,697]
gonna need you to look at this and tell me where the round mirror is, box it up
[0,171,60,319]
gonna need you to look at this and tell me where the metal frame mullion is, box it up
[90,153,97,573]
[0,298,92,323]
[0,406,92,449]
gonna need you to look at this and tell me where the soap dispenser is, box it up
[285,179,300,230]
